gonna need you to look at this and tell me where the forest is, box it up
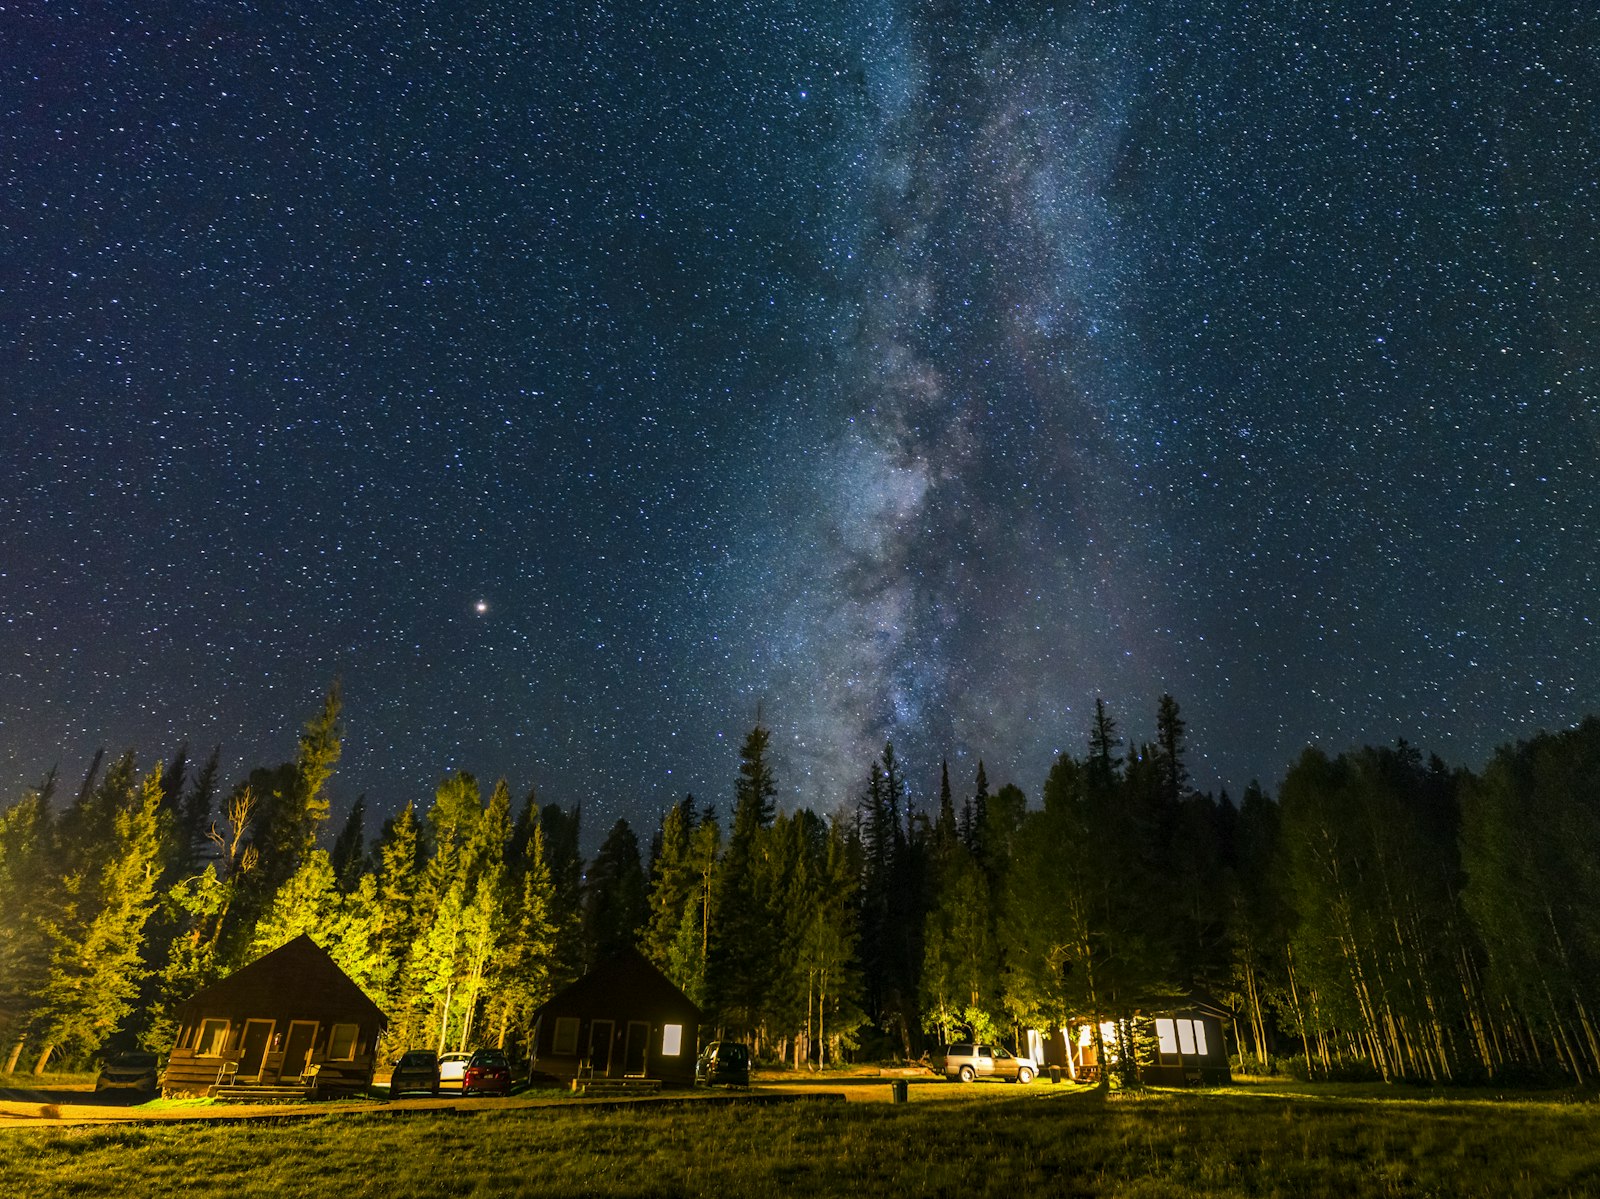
[1,682,1598,1088]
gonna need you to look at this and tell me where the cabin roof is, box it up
[178,934,385,1026]
[535,947,702,1023]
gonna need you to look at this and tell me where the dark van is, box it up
[694,1041,751,1086]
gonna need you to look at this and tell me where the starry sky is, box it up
[4,1,1597,847]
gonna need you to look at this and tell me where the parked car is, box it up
[462,1048,512,1096]
[95,1052,160,1095]
[438,1051,472,1090]
[943,1042,1037,1084]
[694,1041,751,1087]
[389,1050,441,1097]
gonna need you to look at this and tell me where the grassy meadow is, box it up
[2,1083,1598,1198]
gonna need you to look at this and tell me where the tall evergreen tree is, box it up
[183,746,222,870]
[935,760,957,847]
[642,797,699,973]
[708,725,782,1041]
[583,818,648,964]
[454,780,513,1049]
[855,743,923,1057]
[488,821,559,1052]
[0,774,56,1072]
[30,761,165,1070]
[1154,694,1189,806]
[330,796,368,893]
[1089,698,1122,787]
[539,802,586,989]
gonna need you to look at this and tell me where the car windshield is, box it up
[994,1047,1013,1059]
[399,1052,435,1066]
[111,1054,157,1067]
[473,1051,508,1066]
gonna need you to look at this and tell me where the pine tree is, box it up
[1089,698,1122,787]
[1155,694,1189,809]
[330,797,368,892]
[0,775,56,1071]
[455,780,513,1048]
[538,803,586,990]
[183,746,222,870]
[855,743,924,1058]
[294,679,343,855]
[642,797,699,973]
[584,819,649,964]
[30,762,165,1070]
[935,760,957,847]
[372,801,424,1056]
[405,772,483,1054]
[963,760,990,856]
[488,821,559,1052]
[665,807,721,1007]
[708,725,783,1043]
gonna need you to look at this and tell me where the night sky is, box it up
[5,2,1597,846]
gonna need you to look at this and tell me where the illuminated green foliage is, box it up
[30,760,165,1067]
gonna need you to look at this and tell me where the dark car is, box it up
[389,1050,441,1097]
[694,1041,751,1087]
[462,1048,512,1096]
[95,1052,160,1096]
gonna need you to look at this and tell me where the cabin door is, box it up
[239,1020,274,1080]
[281,1021,318,1081]
[623,1021,650,1077]
[589,1020,615,1076]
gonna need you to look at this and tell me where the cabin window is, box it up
[1156,1018,1208,1057]
[196,1019,230,1057]
[552,1017,580,1056]
[327,1024,359,1061]
[662,1024,683,1056]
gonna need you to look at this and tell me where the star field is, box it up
[3,2,1596,841]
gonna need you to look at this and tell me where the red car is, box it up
[462,1048,512,1096]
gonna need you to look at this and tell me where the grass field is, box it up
[2,1082,1598,1198]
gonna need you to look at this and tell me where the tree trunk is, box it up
[436,978,455,1056]
[5,1039,23,1075]
[31,1044,54,1076]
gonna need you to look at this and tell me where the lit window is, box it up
[553,1017,580,1056]
[196,1019,230,1057]
[328,1024,359,1061]
[1192,1020,1208,1056]
[1177,1019,1197,1056]
[663,1024,683,1056]
[1156,1019,1178,1055]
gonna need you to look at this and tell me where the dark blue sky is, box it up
[4,2,1596,845]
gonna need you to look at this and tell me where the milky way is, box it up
[3,3,1596,843]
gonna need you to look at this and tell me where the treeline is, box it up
[1,683,1598,1086]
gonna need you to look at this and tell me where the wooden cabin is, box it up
[531,948,702,1089]
[161,934,386,1097]
[1043,1005,1232,1086]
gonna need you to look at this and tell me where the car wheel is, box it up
[1017,1068,1034,1085]
[959,1065,976,1083]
